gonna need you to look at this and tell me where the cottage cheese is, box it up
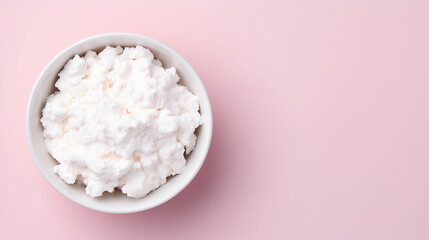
[40,46,202,198]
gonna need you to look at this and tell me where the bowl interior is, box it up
[27,33,212,213]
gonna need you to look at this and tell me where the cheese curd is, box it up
[40,46,202,198]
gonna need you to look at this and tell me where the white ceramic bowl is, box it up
[26,33,213,213]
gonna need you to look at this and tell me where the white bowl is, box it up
[26,33,213,213]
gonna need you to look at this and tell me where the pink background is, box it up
[1,0,429,239]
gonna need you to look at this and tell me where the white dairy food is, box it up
[40,46,202,198]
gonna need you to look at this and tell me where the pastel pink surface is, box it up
[1,0,429,239]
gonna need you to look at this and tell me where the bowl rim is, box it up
[26,32,213,213]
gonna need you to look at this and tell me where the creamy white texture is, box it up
[40,46,201,198]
